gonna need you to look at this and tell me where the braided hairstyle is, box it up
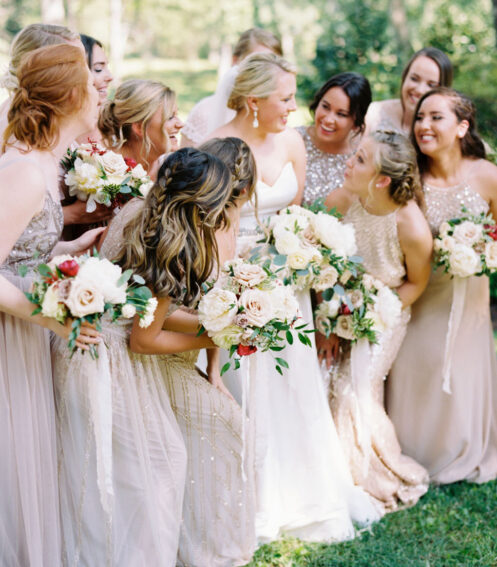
[199,137,257,225]
[116,148,232,306]
[370,129,424,208]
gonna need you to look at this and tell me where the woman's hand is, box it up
[63,200,113,225]
[49,319,101,351]
[316,332,340,369]
[208,367,236,402]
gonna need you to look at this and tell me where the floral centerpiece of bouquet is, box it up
[62,140,154,212]
[434,207,497,277]
[314,273,402,344]
[198,259,312,375]
[26,253,157,357]
[249,203,362,292]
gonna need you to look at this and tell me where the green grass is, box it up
[245,481,497,566]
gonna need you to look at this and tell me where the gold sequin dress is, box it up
[296,126,351,206]
[330,200,429,512]
[0,156,64,567]
[387,180,497,484]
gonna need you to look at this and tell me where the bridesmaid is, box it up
[53,148,231,566]
[387,87,497,484]
[324,129,432,512]
[297,72,371,205]
[0,43,102,567]
[366,47,453,134]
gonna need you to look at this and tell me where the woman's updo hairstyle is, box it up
[117,148,232,306]
[99,79,175,166]
[0,23,78,92]
[309,72,372,135]
[227,53,296,114]
[412,87,486,174]
[3,44,89,152]
[233,27,283,60]
[371,129,423,208]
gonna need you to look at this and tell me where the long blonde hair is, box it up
[116,148,231,305]
[98,79,175,167]
[0,23,78,92]
[233,28,283,59]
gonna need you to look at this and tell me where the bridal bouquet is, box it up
[434,208,497,277]
[62,140,154,212]
[250,204,361,292]
[198,259,311,375]
[314,273,402,344]
[26,253,157,357]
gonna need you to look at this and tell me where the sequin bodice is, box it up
[345,200,405,288]
[296,126,351,206]
[424,181,489,236]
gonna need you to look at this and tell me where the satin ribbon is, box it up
[88,341,114,515]
[441,277,467,394]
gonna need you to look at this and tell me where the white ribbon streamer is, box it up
[88,341,114,515]
[442,277,467,394]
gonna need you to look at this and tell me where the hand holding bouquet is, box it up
[62,140,154,213]
[26,253,157,357]
[434,207,497,277]
[198,259,312,375]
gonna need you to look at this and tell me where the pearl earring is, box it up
[252,109,259,129]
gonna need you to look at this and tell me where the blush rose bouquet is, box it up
[25,253,157,357]
[434,207,497,277]
[62,140,154,213]
[198,259,312,375]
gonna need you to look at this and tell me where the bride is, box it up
[209,52,381,543]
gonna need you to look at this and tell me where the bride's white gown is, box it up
[222,162,381,543]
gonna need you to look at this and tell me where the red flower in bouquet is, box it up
[124,157,138,171]
[237,344,258,356]
[58,259,80,277]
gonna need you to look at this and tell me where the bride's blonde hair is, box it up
[116,148,231,306]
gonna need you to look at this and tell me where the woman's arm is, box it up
[51,227,107,257]
[324,186,356,216]
[396,201,434,308]
[162,308,201,334]
[62,200,113,226]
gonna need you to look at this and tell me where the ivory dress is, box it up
[52,201,187,566]
[329,200,429,512]
[387,181,497,484]
[222,163,381,544]
[0,156,63,567]
[296,126,351,206]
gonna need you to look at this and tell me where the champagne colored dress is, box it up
[52,200,187,566]
[0,156,63,566]
[329,200,429,512]
[387,181,497,484]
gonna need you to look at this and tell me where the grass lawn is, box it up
[245,480,497,566]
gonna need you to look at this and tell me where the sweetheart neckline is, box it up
[257,161,294,189]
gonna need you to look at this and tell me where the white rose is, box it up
[313,265,339,292]
[435,235,456,253]
[439,221,452,237]
[273,227,301,255]
[211,325,244,349]
[198,288,238,332]
[321,296,341,318]
[276,212,310,233]
[312,213,357,257]
[233,262,267,288]
[449,245,481,277]
[374,286,401,329]
[239,288,274,327]
[485,241,497,269]
[130,163,148,180]
[335,315,356,341]
[269,285,300,321]
[286,204,314,218]
[64,279,105,317]
[138,180,154,198]
[366,310,386,334]
[287,248,313,270]
[77,257,127,304]
[96,150,128,185]
[65,158,103,197]
[452,221,483,246]
[121,303,137,319]
[41,283,67,321]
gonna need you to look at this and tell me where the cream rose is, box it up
[287,248,313,270]
[452,221,483,246]
[314,312,331,336]
[276,212,310,233]
[286,204,314,218]
[239,288,274,327]
[439,221,451,237]
[96,150,128,185]
[77,257,127,304]
[66,159,103,196]
[366,310,386,334]
[312,213,357,256]
[64,279,105,317]
[449,245,481,277]
[435,235,456,253]
[130,163,148,180]
[41,283,67,322]
[485,241,497,269]
[273,227,301,255]
[347,289,364,309]
[198,289,238,332]
[269,285,300,321]
[211,325,244,349]
[335,315,356,340]
[233,262,267,288]
[138,180,153,198]
[313,265,339,292]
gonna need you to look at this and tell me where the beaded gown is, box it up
[0,156,63,567]
[296,126,351,206]
[329,200,429,512]
[387,179,497,484]
[222,163,381,543]
[52,200,187,566]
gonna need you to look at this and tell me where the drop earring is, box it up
[252,109,259,128]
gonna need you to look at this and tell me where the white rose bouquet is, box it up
[434,207,497,278]
[314,272,402,344]
[25,253,157,357]
[198,259,311,374]
[250,203,362,292]
[62,140,154,213]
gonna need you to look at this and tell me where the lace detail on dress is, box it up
[424,181,489,236]
[296,126,351,206]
